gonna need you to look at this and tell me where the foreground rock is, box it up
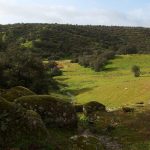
[15,95,77,128]
[122,107,134,113]
[0,97,50,149]
[1,86,35,102]
[70,129,122,150]
[75,104,83,113]
[84,101,106,115]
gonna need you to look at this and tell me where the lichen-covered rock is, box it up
[15,95,77,128]
[70,135,104,150]
[0,97,50,149]
[1,86,35,102]
[83,101,106,115]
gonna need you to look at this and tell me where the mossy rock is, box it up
[75,104,83,113]
[83,101,106,115]
[1,86,35,102]
[0,97,50,149]
[70,135,104,150]
[15,95,77,128]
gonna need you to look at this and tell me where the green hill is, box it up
[1,24,150,58]
[56,54,150,108]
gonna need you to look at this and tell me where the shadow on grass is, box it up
[103,67,118,72]
[66,87,94,96]
[115,55,123,59]
[56,77,69,81]
[140,75,150,78]
[63,70,75,73]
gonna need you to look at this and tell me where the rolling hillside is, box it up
[56,54,150,108]
[1,24,150,58]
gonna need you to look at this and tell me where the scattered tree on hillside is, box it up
[1,24,150,59]
[77,50,116,72]
[131,65,141,77]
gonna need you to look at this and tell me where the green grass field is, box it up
[56,54,150,108]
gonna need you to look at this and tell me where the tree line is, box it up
[0,24,150,60]
[72,50,116,72]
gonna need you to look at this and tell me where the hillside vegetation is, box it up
[1,24,150,149]
[56,54,150,108]
[1,24,150,58]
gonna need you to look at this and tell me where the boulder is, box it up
[83,101,106,115]
[0,97,50,149]
[15,95,77,128]
[75,104,83,113]
[1,86,35,102]
[122,107,134,113]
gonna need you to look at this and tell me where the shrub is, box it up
[0,48,58,94]
[50,67,62,77]
[78,50,116,72]
[132,65,140,77]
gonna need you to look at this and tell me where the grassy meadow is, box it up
[56,54,150,108]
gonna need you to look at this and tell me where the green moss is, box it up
[0,97,50,149]
[2,86,35,102]
[15,95,77,128]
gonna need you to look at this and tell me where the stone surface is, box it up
[84,101,106,115]
[0,96,49,149]
[15,95,77,128]
[1,86,35,102]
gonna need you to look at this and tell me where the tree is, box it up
[0,48,58,93]
[132,65,140,77]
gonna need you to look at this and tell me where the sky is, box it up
[0,0,150,27]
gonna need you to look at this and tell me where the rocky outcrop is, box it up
[1,86,35,102]
[15,95,77,128]
[122,107,134,113]
[83,101,106,115]
[75,104,83,113]
[0,97,50,149]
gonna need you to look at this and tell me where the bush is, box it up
[78,50,116,72]
[50,67,62,77]
[0,48,58,94]
[44,61,63,77]
[132,65,140,77]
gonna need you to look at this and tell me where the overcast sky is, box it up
[0,0,150,27]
